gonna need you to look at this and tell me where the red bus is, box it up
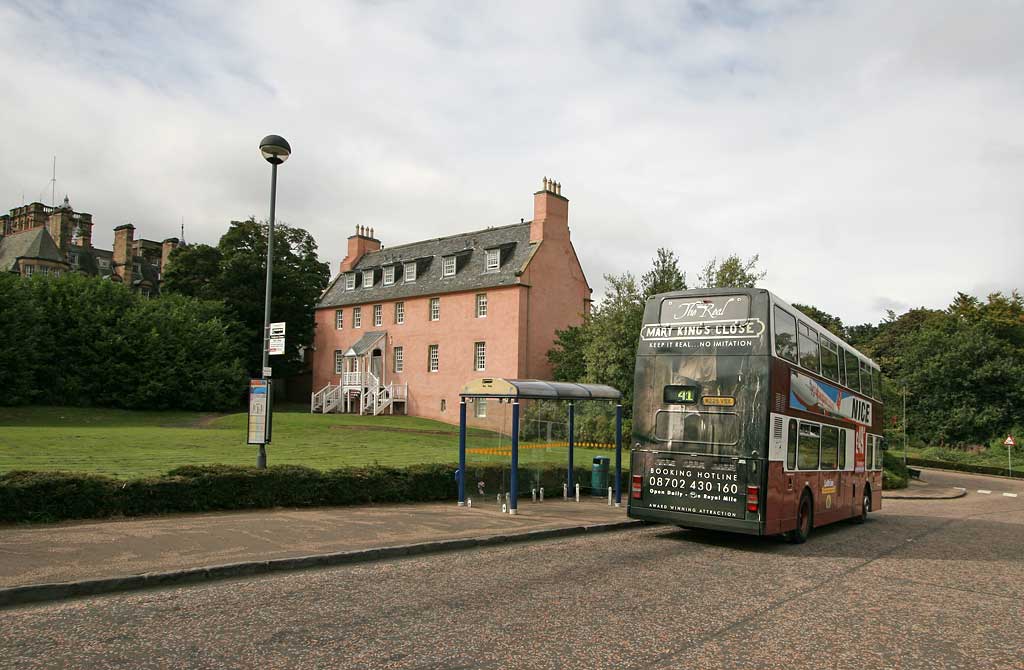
[627,289,884,542]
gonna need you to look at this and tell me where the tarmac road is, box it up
[2,469,1022,670]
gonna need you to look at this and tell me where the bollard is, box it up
[563,483,568,500]
[467,498,472,508]
[496,494,502,508]
[540,487,544,502]
[532,487,537,503]
[575,483,580,502]
[608,486,613,506]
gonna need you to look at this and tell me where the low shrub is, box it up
[905,457,1024,479]
[882,451,910,490]
[0,462,634,524]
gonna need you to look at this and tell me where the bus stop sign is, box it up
[247,379,272,445]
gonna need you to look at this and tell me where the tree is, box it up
[0,275,48,404]
[163,218,331,377]
[696,253,766,288]
[0,274,248,411]
[162,244,222,300]
[582,272,644,411]
[547,324,589,382]
[115,295,248,410]
[640,248,686,299]
[899,314,1024,445]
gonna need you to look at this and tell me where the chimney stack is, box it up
[46,205,75,258]
[339,224,382,273]
[530,176,569,242]
[160,237,180,276]
[74,215,93,249]
[113,224,135,285]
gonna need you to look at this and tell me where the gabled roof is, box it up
[0,227,67,272]
[317,222,535,309]
[344,331,387,356]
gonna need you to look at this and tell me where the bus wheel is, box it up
[854,486,871,524]
[786,493,813,544]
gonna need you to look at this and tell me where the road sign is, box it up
[1005,436,1016,447]
[247,379,272,445]
[270,322,286,337]
[269,336,285,355]
[262,366,272,377]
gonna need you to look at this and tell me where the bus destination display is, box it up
[663,385,698,404]
[643,455,747,519]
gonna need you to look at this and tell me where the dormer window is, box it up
[404,262,417,282]
[485,248,500,272]
[383,266,395,285]
[442,255,456,277]
[345,273,356,290]
[362,269,374,288]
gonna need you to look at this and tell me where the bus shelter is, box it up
[458,378,624,515]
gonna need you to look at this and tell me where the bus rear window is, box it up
[654,411,740,450]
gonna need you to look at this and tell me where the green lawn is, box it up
[0,406,619,479]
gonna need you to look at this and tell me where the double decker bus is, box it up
[627,288,884,543]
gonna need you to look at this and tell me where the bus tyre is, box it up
[854,487,871,524]
[786,493,813,544]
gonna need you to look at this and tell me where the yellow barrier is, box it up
[466,441,616,456]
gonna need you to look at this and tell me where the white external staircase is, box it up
[311,371,407,416]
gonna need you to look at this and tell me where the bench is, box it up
[907,467,922,480]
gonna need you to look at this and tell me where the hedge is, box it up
[0,463,632,524]
[905,457,1024,480]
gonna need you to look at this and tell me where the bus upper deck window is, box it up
[774,306,798,363]
[821,338,840,383]
[845,349,860,392]
[860,360,873,398]
[798,322,820,373]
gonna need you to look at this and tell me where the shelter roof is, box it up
[460,378,621,401]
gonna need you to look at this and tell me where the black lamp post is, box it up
[257,134,291,469]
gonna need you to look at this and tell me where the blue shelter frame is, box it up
[458,378,624,515]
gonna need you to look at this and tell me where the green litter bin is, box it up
[591,456,610,496]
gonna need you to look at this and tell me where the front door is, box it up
[371,349,383,383]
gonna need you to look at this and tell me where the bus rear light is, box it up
[631,475,643,499]
[746,485,759,513]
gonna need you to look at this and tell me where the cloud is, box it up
[1,0,1021,325]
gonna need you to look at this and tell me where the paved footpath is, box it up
[0,497,633,600]
[0,468,975,606]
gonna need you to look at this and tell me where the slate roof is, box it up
[317,222,536,309]
[0,228,68,272]
[1,226,160,290]
[345,331,387,356]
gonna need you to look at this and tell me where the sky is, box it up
[1,0,1021,325]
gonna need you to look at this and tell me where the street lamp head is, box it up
[259,135,291,165]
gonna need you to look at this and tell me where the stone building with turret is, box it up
[0,197,180,295]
